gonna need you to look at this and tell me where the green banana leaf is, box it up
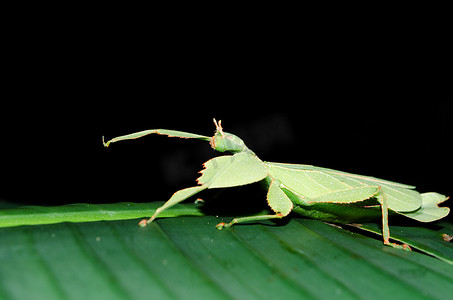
[1,202,453,299]
[0,202,203,228]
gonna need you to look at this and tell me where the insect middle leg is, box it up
[216,213,284,230]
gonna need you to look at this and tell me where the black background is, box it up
[1,8,451,220]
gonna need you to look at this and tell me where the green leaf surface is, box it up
[355,221,453,265]
[1,205,453,299]
[0,202,203,228]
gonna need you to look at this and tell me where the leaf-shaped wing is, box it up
[398,192,450,222]
[266,162,422,212]
[326,172,422,212]
[197,152,268,188]
[267,162,416,189]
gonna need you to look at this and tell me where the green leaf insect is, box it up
[103,119,450,250]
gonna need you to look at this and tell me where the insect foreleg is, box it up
[103,129,211,147]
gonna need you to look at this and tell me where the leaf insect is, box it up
[103,119,450,249]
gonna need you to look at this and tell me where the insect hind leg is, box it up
[378,188,411,251]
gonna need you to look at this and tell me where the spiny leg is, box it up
[216,213,284,230]
[379,189,411,251]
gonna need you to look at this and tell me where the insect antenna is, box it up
[213,118,224,136]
